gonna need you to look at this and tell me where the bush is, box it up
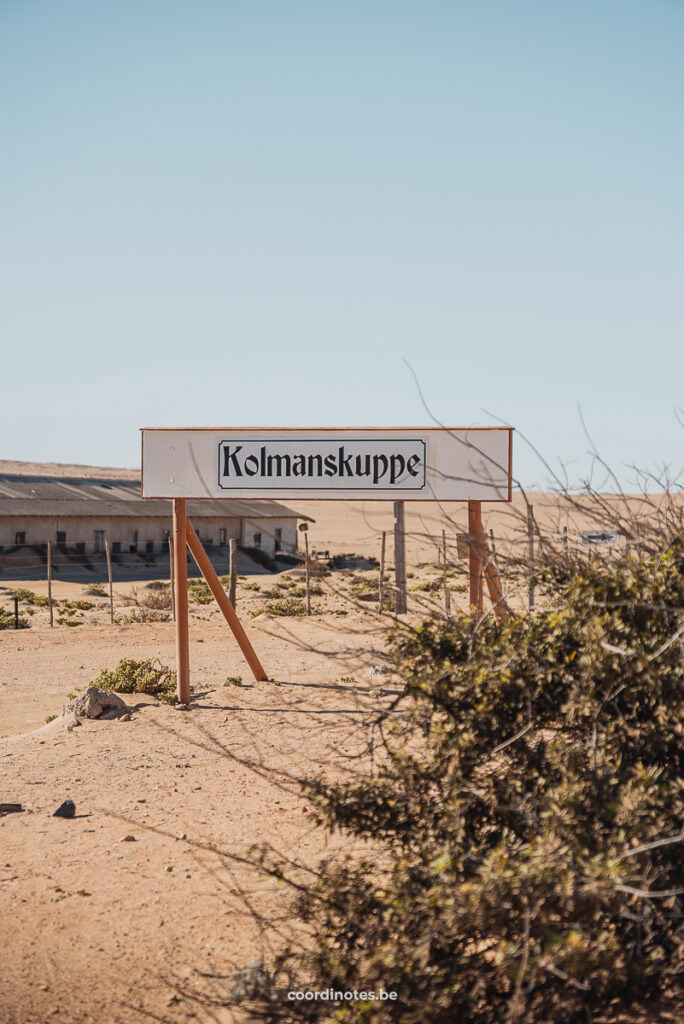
[188,579,214,604]
[91,657,177,704]
[85,583,107,597]
[237,537,684,1022]
[0,608,30,629]
[260,598,314,617]
[12,588,49,607]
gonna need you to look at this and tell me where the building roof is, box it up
[0,475,314,521]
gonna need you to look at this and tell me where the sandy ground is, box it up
[1,462,682,1023]
[1,613,396,1024]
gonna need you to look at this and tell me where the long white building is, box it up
[0,473,311,559]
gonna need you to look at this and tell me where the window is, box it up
[146,541,154,553]
[129,529,138,554]
[253,532,262,548]
[94,530,105,553]
[275,527,282,552]
[112,541,121,553]
[219,528,227,545]
[56,531,66,544]
[75,542,85,554]
[15,532,26,545]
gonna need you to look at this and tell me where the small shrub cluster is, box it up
[91,657,177,704]
[60,599,95,611]
[12,588,49,607]
[259,597,314,617]
[0,608,30,630]
[188,578,214,604]
[85,583,107,597]
[115,608,170,624]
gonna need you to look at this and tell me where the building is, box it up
[0,473,312,561]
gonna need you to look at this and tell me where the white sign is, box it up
[581,531,622,546]
[141,427,513,502]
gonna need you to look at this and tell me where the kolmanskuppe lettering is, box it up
[219,441,425,488]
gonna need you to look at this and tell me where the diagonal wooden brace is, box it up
[185,520,268,682]
[468,501,509,622]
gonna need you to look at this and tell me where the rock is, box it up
[0,803,23,816]
[120,834,136,842]
[63,713,81,732]
[63,687,127,720]
[229,958,272,1001]
[53,800,75,819]
[119,713,132,722]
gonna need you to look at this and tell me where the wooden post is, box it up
[527,504,535,612]
[47,540,54,628]
[468,501,484,616]
[104,538,114,624]
[186,520,267,682]
[442,528,451,616]
[393,501,407,614]
[378,530,386,611]
[168,534,176,621]
[304,531,311,615]
[173,499,191,705]
[14,596,19,629]
[229,537,237,607]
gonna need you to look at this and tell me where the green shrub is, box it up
[60,599,95,611]
[85,583,107,597]
[91,657,177,704]
[409,577,442,592]
[0,608,30,629]
[261,598,314,617]
[44,714,57,724]
[188,579,214,604]
[237,537,684,1023]
[12,588,49,607]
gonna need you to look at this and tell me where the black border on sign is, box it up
[216,438,428,492]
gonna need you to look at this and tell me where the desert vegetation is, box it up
[202,519,684,1023]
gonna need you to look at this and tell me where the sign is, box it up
[141,427,513,502]
[581,530,622,546]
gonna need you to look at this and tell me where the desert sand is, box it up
[1,462,681,1023]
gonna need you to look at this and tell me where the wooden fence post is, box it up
[527,504,535,611]
[304,531,311,615]
[378,530,386,611]
[393,502,407,614]
[173,499,191,705]
[468,501,484,616]
[442,528,451,616]
[168,534,176,621]
[105,538,114,624]
[229,537,237,607]
[47,540,54,628]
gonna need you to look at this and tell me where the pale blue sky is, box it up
[1,1,682,489]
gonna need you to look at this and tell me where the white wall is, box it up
[0,515,242,553]
[0,515,299,556]
[241,518,298,556]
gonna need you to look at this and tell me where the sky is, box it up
[1,0,682,491]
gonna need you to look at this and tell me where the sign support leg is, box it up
[468,500,484,617]
[173,498,191,704]
[186,520,268,682]
[394,501,407,614]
